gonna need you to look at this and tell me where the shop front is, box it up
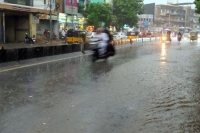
[0,3,55,43]
[77,13,86,30]
[36,14,58,39]
[86,26,94,32]
[59,13,67,30]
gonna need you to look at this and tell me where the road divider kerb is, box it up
[0,38,160,72]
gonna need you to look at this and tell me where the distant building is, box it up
[144,3,155,22]
[138,14,154,30]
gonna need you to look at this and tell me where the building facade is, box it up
[0,0,59,43]
[138,14,153,30]
[143,3,200,33]
[154,4,191,30]
[188,8,200,28]
[144,3,155,22]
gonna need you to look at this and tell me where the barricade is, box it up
[26,48,36,59]
[72,44,80,52]
[0,47,6,63]
[117,40,121,45]
[43,46,51,56]
[17,48,27,60]
[54,45,63,55]
[35,47,43,58]
[113,40,118,46]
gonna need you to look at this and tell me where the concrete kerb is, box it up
[18,58,38,65]
[36,56,53,62]
[0,40,159,71]
[0,61,19,69]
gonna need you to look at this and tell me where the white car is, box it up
[87,32,96,41]
[113,32,127,40]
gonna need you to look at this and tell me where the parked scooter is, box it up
[24,33,35,44]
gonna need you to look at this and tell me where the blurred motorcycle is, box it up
[177,34,182,43]
[24,33,35,44]
[89,39,115,62]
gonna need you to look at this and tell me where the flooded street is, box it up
[1,39,200,133]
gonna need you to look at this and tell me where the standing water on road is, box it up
[1,41,200,133]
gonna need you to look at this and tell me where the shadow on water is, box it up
[89,61,114,81]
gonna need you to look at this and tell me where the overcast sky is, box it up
[143,0,195,8]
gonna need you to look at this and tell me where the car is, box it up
[182,33,190,39]
[113,32,127,40]
[87,32,96,41]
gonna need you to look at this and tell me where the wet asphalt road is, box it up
[1,38,200,133]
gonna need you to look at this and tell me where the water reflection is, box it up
[160,43,167,65]
[160,43,166,60]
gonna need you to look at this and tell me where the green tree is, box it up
[78,3,85,13]
[194,0,200,22]
[82,2,115,29]
[113,0,144,30]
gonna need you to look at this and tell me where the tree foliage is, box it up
[78,3,85,13]
[194,0,200,22]
[82,2,115,29]
[113,0,144,29]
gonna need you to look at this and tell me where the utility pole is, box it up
[49,0,52,41]
[56,0,59,39]
[71,0,73,29]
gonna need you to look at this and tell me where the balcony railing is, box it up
[4,0,33,6]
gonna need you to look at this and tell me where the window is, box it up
[44,0,46,4]
[4,0,33,6]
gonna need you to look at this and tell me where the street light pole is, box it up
[71,0,74,29]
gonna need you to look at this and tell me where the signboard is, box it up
[65,0,78,14]
[33,16,39,24]
[12,6,31,11]
[39,14,57,20]
[144,22,149,27]
[59,13,67,23]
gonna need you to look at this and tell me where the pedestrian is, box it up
[43,29,48,37]
[65,29,68,37]
[61,28,66,37]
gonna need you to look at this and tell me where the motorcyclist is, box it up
[104,28,115,56]
[177,32,182,41]
[95,28,109,56]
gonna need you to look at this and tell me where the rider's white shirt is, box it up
[95,33,109,55]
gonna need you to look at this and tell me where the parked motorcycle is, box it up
[24,33,35,44]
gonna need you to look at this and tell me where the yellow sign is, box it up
[0,46,2,50]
